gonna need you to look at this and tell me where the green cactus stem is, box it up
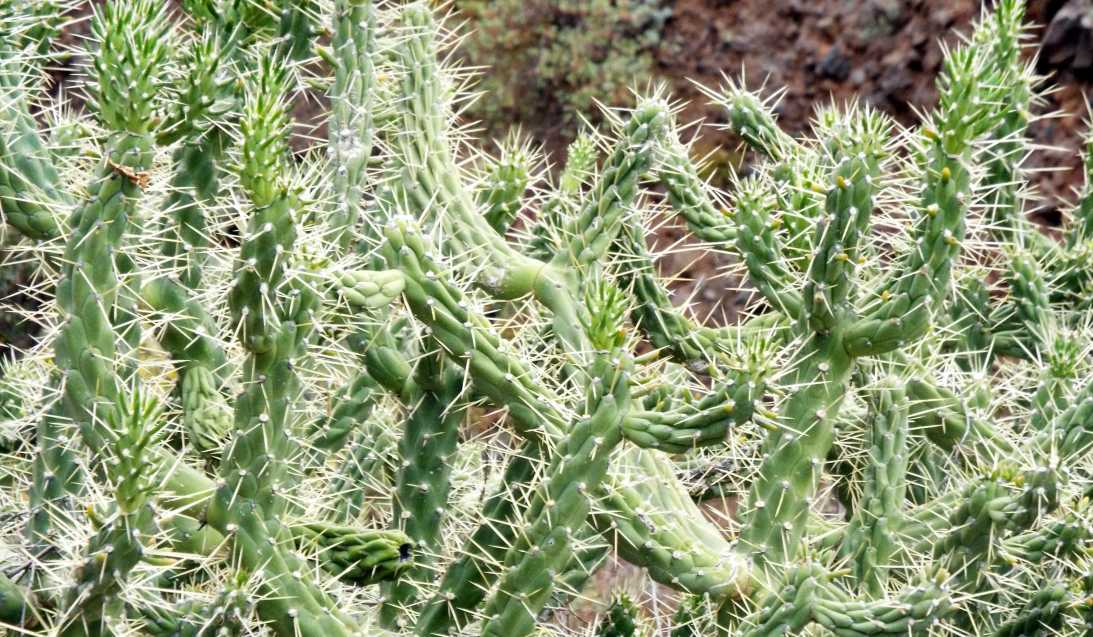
[478,132,532,235]
[479,344,633,637]
[379,353,465,628]
[291,523,414,586]
[839,380,909,597]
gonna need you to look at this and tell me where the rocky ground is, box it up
[656,0,1090,210]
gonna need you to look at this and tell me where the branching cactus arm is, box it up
[845,41,1010,357]
[738,106,889,572]
[379,353,466,629]
[326,0,377,250]
[839,379,909,597]
[205,58,360,637]
[477,132,532,235]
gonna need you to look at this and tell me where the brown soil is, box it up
[661,0,1089,213]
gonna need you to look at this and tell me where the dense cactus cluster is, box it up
[0,1,1092,636]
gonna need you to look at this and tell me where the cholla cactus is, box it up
[0,1,1091,636]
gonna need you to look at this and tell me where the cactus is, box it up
[0,1,1092,636]
[477,132,533,235]
[291,523,413,586]
[596,593,644,637]
[179,365,232,453]
[990,583,1068,637]
[57,388,166,636]
[134,572,253,637]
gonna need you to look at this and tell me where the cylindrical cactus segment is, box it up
[389,4,544,297]
[380,353,465,628]
[156,27,239,289]
[291,523,413,586]
[478,132,533,235]
[738,333,853,571]
[480,352,632,637]
[88,0,173,135]
[1001,503,1091,564]
[337,269,406,309]
[140,277,229,381]
[704,80,797,162]
[25,384,82,566]
[931,477,1027,592]
[596,594,644,637]
[414,442,544,637]
[527,133,598,260]
[58,509,154,637]
[327,416,397,524]
[309,370,382,456]
[552,98,669,271]
[58,389,165,636]
[989,583,1067,637]
[980,0,1038,244]
[136,572,253,637]
[658,139,736,245]
[1029,335,1084,433]
[593,448,752,599]
[181,364,232,453]
[732,177,803,318]
[1033,378,1093,463]
[388,4,590,353]
[622,372,760,453]
[326,0,376,249]
[1004,251,1056,345]
[738,566,951,637]
[809,575,952,637]
[207,53,360,637]
[739,120,886,571]
[803,107,889,331]
[0,41,69,240]
[381,219,567,437]
[52,0,172,477]
[739,564,825,637]
[846,32,1012,356]
[840,380,909,597]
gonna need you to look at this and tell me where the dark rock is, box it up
[1041,0,1093,77]
[817,46,851,80]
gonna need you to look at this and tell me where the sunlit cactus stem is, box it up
[379,353,465,629]
[205,56,359,637]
